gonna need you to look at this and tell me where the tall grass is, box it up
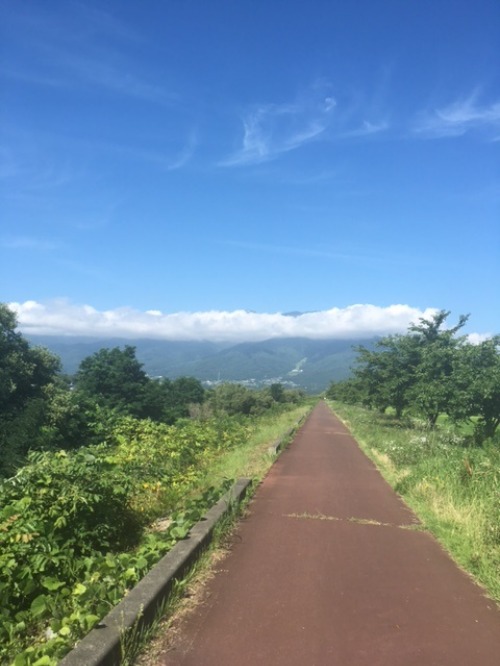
[330,402,500,602]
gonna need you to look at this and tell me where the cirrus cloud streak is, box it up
[414,92,500,139]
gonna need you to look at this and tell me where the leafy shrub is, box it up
[0,415,248,664]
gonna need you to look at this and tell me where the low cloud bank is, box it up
[9,300,441,342]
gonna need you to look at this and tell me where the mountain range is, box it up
[26,335,375,393]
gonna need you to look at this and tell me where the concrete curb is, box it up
[58,478,252,666]
[267,411,308,456]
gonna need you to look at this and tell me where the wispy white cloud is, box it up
[167,131,198,170]
[4,51,175,105]
[0,142,74,190]
[58,53,175,104]
[222,239,368,262]
[414,92,500,139]
[278,169,341,185]
[220,83,337,166]
[220,239,419,267]
[70,1,141,43]
[2,4,175,105]
[219,81,390,166]
[10,300,440,342]
[340,120,389,138]
[1,236,60,251]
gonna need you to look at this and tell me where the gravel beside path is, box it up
[157,402,500,665]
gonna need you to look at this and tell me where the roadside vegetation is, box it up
[327,311,500,603]
[0,303,309,665]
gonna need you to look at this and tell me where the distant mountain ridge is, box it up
[26,335,375,393]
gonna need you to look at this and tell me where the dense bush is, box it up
[0,416,248,664]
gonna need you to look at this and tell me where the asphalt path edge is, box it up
[58,412,309,666]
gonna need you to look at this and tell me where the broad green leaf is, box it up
[135,557,148,569]
[41,577,65,591]
[84,614,100,630]
[33,657,55,666]
[73,583,87,596]
[30,594,47,618]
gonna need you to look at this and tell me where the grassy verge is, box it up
[197,404,310,491]
[329,401,500,603]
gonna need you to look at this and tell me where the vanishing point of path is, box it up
[157,402,500,665]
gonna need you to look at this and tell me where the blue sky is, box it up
[1,0,499,340]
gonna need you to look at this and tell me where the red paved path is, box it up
[158,402,500,665]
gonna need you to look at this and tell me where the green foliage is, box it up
[326,377,364,405]
[407,311,468,427]
[0,304,62,475]
[0,414,249,664]
[269,383,285,402]
[450,336,500,442]
[74,345,206,424]
[75,346,149,418]
[0,305,60,415]
[145,376,205,423]
[332,311,500,444]
[208,382,303,417]
[358,334,420,417]
[352,311,468,425]
[208,383,258,416]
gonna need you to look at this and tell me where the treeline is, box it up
[0,303,304,477]
[327,311,500,444]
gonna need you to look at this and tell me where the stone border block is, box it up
[267,412,308,456]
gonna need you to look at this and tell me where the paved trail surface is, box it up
[158,403,500,665]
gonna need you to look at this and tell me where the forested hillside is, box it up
[25,334,371,392]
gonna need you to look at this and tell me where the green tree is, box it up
[172,376,205,407]
[147,376,205,423]
[336,311,470,427]
[353,334,420,418]
[352,344,392,412]
[269,383,285,402]
[75,346,149,418]
[451,337,500,442]
[0,304,60,415]
[282,387,305,404]
[326,377,364,405]
[0,304,61,475]
[408,311,468,427]
[208,383,257,416]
